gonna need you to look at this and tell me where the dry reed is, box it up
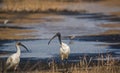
[0,54,120,73]
[1,0,72,12]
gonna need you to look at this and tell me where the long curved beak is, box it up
[19,43,29,52]
[48,32,62,45]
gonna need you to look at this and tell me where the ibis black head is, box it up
[48,32,62,45]
[16,42,29,52]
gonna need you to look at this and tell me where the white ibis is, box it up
[48,32,70,60]
[4,19,9,24]
[5,42,29,71]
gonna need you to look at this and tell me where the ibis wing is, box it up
[6,56,12,65]
[6,56,13,69]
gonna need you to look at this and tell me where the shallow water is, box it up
[0,3,120,62]
[15,14,119,39]
[0,39,120,62]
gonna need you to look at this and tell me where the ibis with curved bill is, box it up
[48,32,70,60]
[5,42,30,71]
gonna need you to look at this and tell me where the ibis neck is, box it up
[16,45,21,56]
[58,34,62,45]
[60,42,64,49]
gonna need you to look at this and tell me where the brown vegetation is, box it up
[0,13,53,24]
[98,23,120,28]
[0,27,36,40]
[111,12,120,16]
[101,30,120,35]
[0,54,120,73]
[97,23,120,35]
[100,0,120,7]
[1,0,71,12]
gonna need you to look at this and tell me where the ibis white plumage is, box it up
[5,42,29,71]
[48,32,70,60]
[4,19,9,24]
